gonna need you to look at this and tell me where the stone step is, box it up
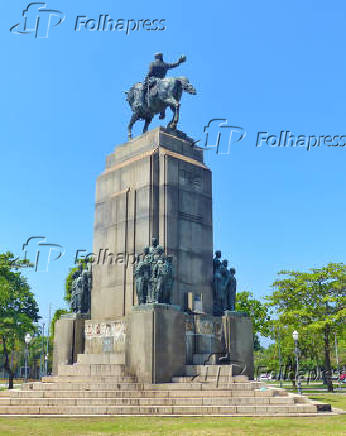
[77,354,125,365]
[0,396,296,407]
[0,404,319,416]
[172,376,249,384]
[49,376,250,384]
[23,382,261,392]
[184,365,249,379]
[42,376,137,384]
[58,363,127,377]
[8,389,277,399]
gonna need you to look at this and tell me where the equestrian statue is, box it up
[125,53,196,139]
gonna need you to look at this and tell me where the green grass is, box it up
[0,416,345,436]
[265,381,344,389]
[265,381,345,394]
[307,394,346,411]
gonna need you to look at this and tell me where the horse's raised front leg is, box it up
[128,113,138,140]
[166,99,180,130]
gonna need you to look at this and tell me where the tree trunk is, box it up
[324,326,333,393]
[288,359,296,388]
[8,372,14,390]
[2,336,15,389]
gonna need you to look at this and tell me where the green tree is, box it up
[266,263,346,392]
[51,308,70,336]
[0,252,40,388]
[256,323,325,387]
[65,267,78,304]
[235,291,271,351]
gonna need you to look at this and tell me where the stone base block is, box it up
[223,311,254,379]
[84,320,126,354]
[185,311,254,378]
[126,304,186,383]
[52,314,86,375]
[77,353,125,365]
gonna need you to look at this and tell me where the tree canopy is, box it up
[265,263,346,391]
[235,291,271,351]
[0,252,40,388]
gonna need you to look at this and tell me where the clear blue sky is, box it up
[1,1,345,329]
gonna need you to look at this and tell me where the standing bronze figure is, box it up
[212,251,237,315]
[135,238,174,305]
[71,263,92,314]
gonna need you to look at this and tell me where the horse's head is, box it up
[177,77,197,95]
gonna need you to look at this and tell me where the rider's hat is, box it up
[154,52,163,60]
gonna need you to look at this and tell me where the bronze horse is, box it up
[126,76,196,139]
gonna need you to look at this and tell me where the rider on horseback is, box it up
[142,53,186,119]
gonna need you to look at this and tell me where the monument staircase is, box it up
[0,355,333,416]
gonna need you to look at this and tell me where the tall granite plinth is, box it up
[91,127,213,320]
[126,304,186,383]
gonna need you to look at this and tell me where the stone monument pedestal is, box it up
[52,313,87,375]
[126,304,186,383]
[52,128,255,382]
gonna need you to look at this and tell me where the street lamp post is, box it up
[44,354,48,377]
[334,331,341,390]
[292,330,302,395]
[24,333,32,381]
[277,326,283,388]
[41,322,45,378]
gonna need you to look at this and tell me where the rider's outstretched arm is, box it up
[166,55,186,70]
[166,61,180,70]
